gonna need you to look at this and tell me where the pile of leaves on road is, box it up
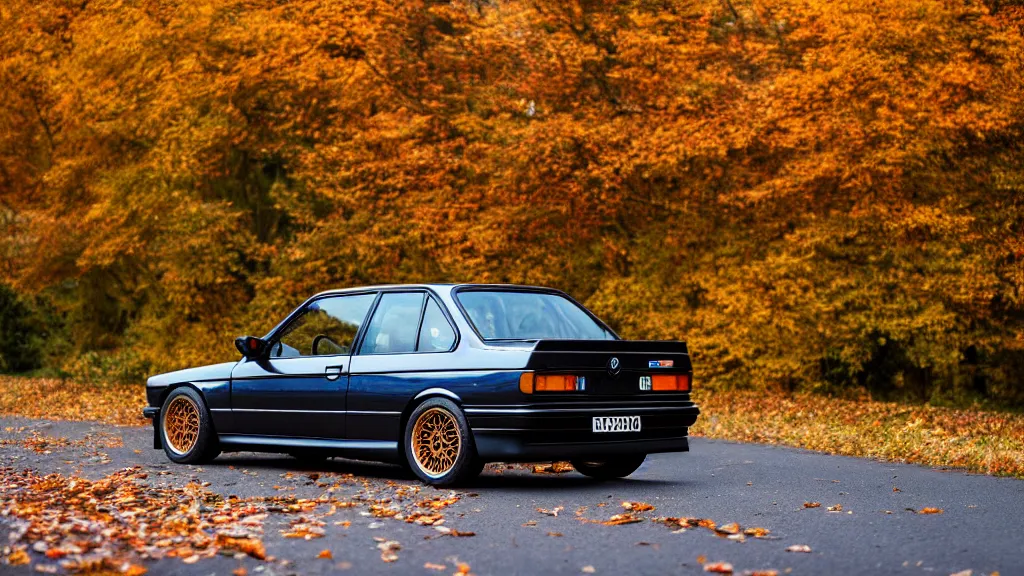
[567,501,772,540]
[656,514,771,542]
[0,464,473,572]
[532,462,574,474]
[0,465,267,573]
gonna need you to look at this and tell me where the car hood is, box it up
[147,361,238,388]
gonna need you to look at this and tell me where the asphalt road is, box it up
[2,416,1022,576]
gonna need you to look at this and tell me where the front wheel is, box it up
[571,455,647,480]
[160,387,220,464]
[404,398,480,486]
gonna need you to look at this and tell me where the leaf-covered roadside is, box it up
[693,390,1024,478]
[0,377,145,427]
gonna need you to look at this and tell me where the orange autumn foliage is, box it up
[0,0,1022,407]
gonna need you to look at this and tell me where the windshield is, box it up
[456,290,616,341]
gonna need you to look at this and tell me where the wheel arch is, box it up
[156,382,222,463]
[397,388,465,462]
[157,382,208,408]
[156,383,218,444]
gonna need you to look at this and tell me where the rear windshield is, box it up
[456,290,616,341]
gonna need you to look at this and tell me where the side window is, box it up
[272,293,376,357]
[360,292,424,355]
[418,298,456,352]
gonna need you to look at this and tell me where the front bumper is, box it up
[142,407,161,449]
[466,402,699,461]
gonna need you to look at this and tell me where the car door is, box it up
[346,291,459,441]
[230,292,377,439]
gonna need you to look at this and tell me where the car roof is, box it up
[263,283,614,343]
[309,283,566,299]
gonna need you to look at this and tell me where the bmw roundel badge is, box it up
[608,356,621,376]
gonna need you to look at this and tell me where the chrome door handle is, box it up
[325,365,344,381]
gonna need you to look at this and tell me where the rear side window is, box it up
[419,298,456,352]
[360,292,424,354]
[358,292,458,355]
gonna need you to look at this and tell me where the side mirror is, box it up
[235,336,268,359]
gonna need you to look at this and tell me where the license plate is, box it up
[592,416,642,433]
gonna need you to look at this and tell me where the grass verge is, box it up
[2,376,1022,478]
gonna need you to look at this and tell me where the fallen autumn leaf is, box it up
[621,501,655,512]
[786,545,812,553]
[602,513,643,526]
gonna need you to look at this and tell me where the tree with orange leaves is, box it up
[1,0,1022,405]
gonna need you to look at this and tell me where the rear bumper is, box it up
[473,433,689,461]
[467,402,699,462]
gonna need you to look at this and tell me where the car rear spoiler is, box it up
[532,339,689,354]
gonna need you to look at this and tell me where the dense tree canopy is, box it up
[1,0,1023,405]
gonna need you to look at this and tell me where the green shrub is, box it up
[0,284,43,372]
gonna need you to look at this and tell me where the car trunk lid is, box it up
[524,339,692,398]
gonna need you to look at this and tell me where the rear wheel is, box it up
[404,398,480,486]
[160,387,220,464]
[571,455,647,480]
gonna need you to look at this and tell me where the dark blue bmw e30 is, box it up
[143,284,700,486]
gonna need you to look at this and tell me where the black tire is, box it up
[159,387,220,464]
[403,398,480,486]
[571,455,647,480]
[467,456,486,479]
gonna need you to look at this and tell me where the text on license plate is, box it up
[592,416,642,433]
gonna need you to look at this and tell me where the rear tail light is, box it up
[652,374,690,392]
[519,373,586,394]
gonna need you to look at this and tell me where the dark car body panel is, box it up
[229,356,349,438]
[145,361,235,406]
[144,284,700,464]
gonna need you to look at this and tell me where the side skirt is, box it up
[217,435,400,462]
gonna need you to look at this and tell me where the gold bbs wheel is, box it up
[412,407,461,478]
[163,395,201,455]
